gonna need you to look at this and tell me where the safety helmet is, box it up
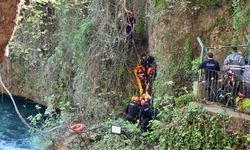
[141,100,146,106]
[141,93,146,99]
[144,94,150,100]
[142,93,150,100]
[131,96,138,102]
[147,67,155,75]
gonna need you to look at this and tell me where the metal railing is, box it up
[197,34,250,82]
[199,66,250,108]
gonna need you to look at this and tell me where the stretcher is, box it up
[133,65,146,96]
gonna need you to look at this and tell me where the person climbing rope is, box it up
[139,100,152,132]
[126,96,140,123]
[125,9,136,40]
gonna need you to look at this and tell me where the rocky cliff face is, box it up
[1,0,249,112]
[146,0,250,95]
[0,1,40,104]
[0,0,20,63]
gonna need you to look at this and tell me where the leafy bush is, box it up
[154,0,165,9]
[88,119,140,150]
[192,57,201,75]
[87,107,248,149]
[143,107,247,149]
[174,92,195,107]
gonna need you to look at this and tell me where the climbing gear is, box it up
[69,123,86,134]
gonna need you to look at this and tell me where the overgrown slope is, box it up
[0,0,249,149]
[1,0,249,132]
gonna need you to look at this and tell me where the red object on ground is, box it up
[69,123,86,134]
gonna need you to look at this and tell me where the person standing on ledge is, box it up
[224,46,245,76]
[199,52,220,101]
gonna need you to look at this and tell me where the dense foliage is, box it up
[6,0,250,148]
[74,98,248,149]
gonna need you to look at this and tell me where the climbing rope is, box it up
[0,73,41,131]
[0,71,63,133]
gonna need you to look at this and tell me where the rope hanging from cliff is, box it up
[0,73,42,131]
[0,73,64,133]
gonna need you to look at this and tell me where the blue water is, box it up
[0,94,44,150]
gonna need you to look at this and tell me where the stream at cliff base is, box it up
[0,94,44,150]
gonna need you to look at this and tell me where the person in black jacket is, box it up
[199,52,220,101]
[141,53,157,82]
[141,53,156,70]
[139,100,152,132]
[126,96,140,123]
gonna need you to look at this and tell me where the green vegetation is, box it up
[134,0,146,33]
[175,92,194,106]
[192,57,201,75]
[154,0,165,9]
[188,0,231,12]
[83,98,247,149]
[167,35,193,95]
[10,0,141,141]
[5,0,250,149]
[231,0,250,44]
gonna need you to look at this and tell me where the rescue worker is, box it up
[139,100,152,132]
[199,52,220,101]
[146,67,155,95]
[224,46,245,76]
[126,96,140,123]
[142,93,152,106]
[125,10,136,40]
[141,53,157,79]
